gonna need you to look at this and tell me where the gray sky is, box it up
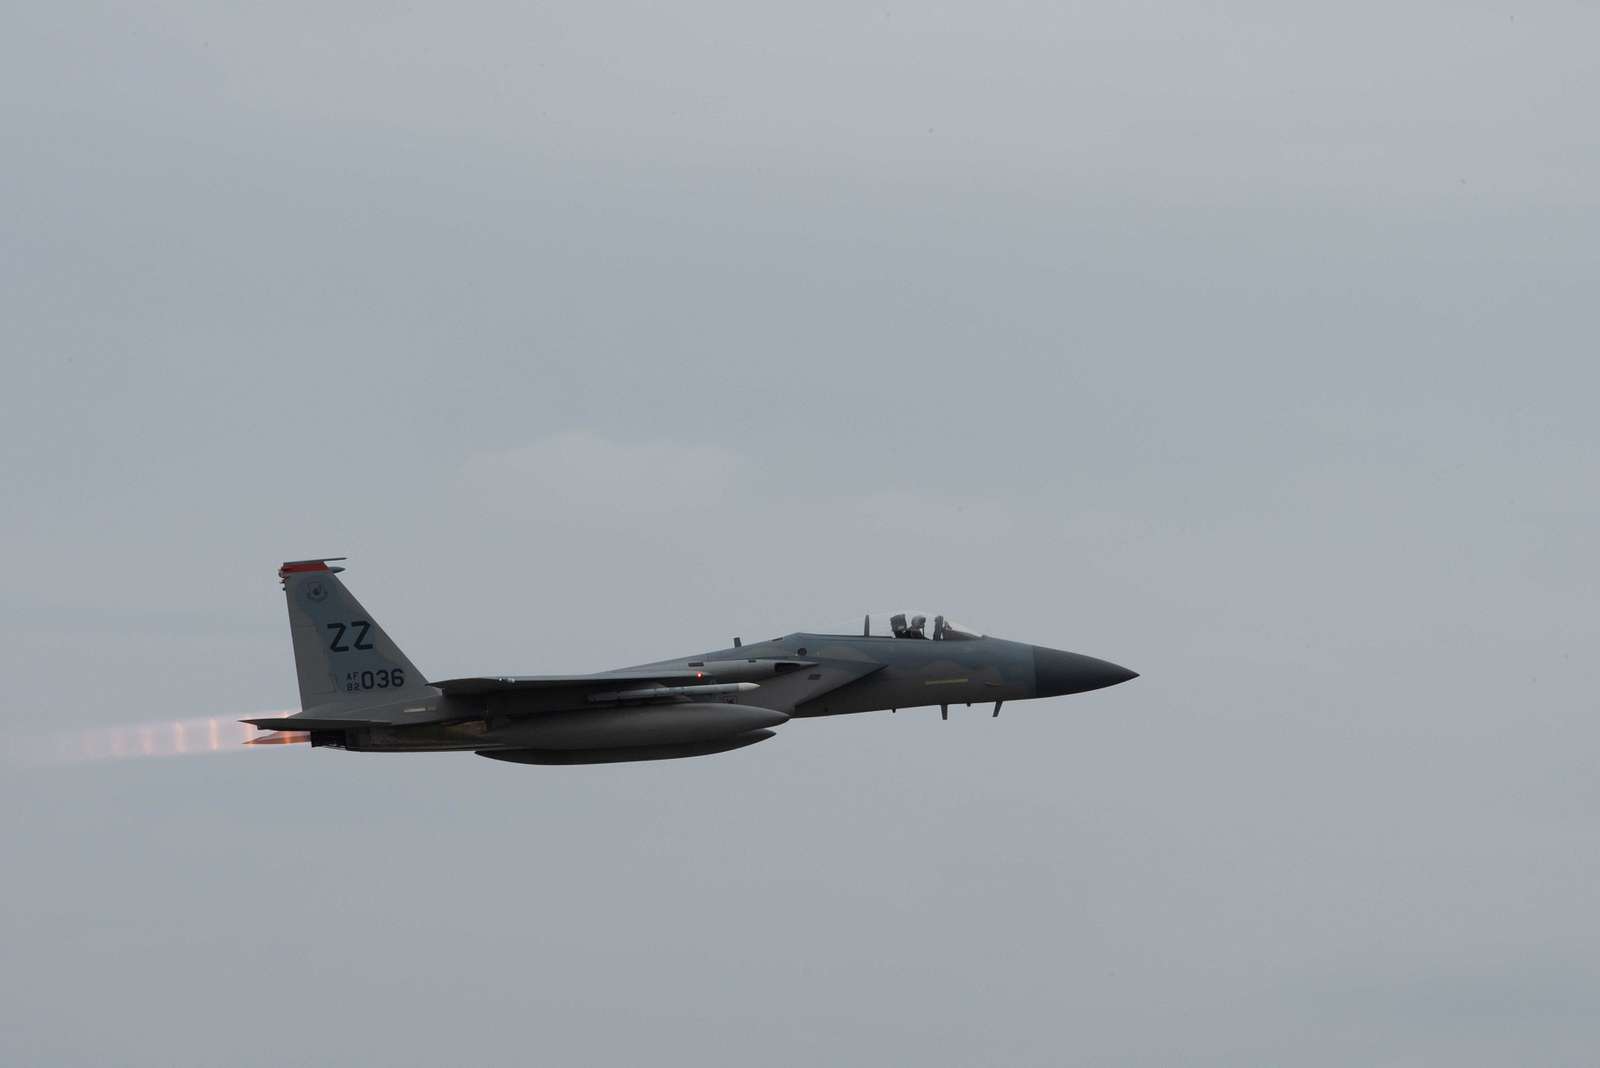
[3,3,1598,1064]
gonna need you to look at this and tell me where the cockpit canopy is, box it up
[828,613,984,641]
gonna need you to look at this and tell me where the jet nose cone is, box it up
[1032,646,1139,698]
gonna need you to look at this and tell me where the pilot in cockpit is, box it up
[890,613,928,639]
[867,612,976,641]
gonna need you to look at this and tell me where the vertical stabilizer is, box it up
[279,559,434,714]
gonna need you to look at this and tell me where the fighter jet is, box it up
[247,558,1138,764]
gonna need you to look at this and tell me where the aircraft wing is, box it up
[242,675,713,731]
[246,664,817,731]
[432,670,712,697]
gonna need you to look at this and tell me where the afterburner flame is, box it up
[23,711,305,765]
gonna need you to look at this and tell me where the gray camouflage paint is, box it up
[255,560,1137,762]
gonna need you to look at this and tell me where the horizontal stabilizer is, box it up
[244,730,311,746]
[243,716,388,731]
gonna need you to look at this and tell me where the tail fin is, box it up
[279,558,433,714]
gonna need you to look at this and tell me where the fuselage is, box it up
[632,633,1136,718]
[323,634,1136,755]
[265,560,1137,763]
